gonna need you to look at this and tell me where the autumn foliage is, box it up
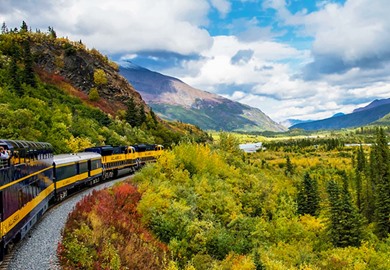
[58,182,168,270]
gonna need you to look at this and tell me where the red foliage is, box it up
[36,68,124,116]
[58,182,168,269]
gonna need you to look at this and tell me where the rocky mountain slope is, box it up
[120,63,286,132]
[29,37,145,115]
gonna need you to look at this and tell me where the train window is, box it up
[79,162,88,173]
[91,160,101,170]
[55,164,78,181]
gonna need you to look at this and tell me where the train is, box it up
[0,139,163,260]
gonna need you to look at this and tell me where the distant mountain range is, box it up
[120,62,286,132]
[290,99,390,130]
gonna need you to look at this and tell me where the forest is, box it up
[60,130,390,269]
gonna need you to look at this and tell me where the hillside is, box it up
[120,63,286,132]
[0,25,211,151]
[290,103,390,130]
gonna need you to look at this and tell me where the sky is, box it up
[2,0,390,124]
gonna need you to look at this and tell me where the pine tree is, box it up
[22,38,36,87]
[356,145,366,173]
[370,128,390,238]
[327,177,363,247]
[20,21,28,33]
[150,109,158,125]
[139,104,146,126]
[297,172,320,216]
[355,145,366,212]
[48,26,57,38]
[125,97,140,127]
[1,22,7,34]
[285,155,294,176]
[9,56,21,95]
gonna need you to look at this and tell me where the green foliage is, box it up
[125,96,141,127]
[297,172,319,216]
[370,128,390,238]
[326,176,363,247]
[88,87,100,101]
[285,155,294,176]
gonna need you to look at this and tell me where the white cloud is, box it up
[0,0,214,55]
[2,0,390,123]
[209,0,231,18]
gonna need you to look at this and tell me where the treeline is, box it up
[264,137,344,151]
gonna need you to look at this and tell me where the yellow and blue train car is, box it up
[53,152,102,200]
[84,145,138,179]
[0,139,164,260]
[0,140,54,259]
[133,144,164,164]
[84,144,164,179]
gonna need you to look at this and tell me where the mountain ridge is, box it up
[353,98,390,113]
[120,63,286,132]
[290,103,390,130]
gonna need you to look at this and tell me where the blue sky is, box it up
[1,0,390,124]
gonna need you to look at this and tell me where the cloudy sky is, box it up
[2,0,390,123]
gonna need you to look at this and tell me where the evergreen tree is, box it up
[370,128,390,238]
[125,97,140,127]
[1,22,7,34]
[326,180,343,246]
[356,145,366,173]
[9,56,21,95]
[284,155,294,176]
[20,21,28,33]
[150,109,158,125]
[22,38,36,87]
[297,172,320,216]
[139,104,146,126]
[327,178,363,247]
[48,26,57,38]
[355,145,366,212]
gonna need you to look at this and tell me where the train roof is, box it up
[53,152,101,165]
[0,139,53,151]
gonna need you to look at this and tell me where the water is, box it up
[239,142,262,153]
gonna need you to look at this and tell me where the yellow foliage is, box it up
[164,261,179,270]
[220,253,256,270]
[94,68,108,86]
[66,135,94,153]
[299,215,325,232]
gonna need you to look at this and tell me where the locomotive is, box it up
[0,139,163,260]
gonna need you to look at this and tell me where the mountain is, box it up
[0,27,211,149]
[282,119,313,128]
[120,63,286,132]
[353,98,390,113]
[290,103,390,131]
[332,112,345,117]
